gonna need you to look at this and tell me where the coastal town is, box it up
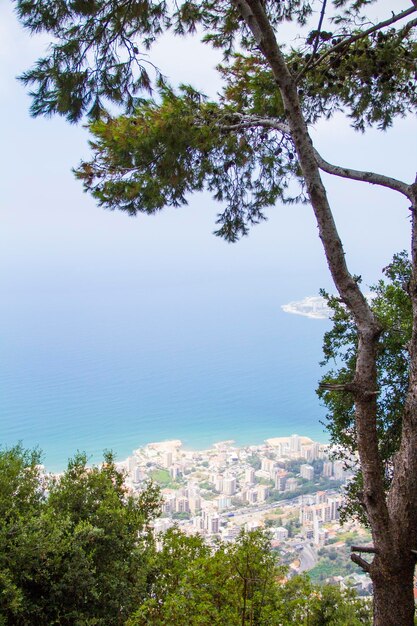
[117,435,373,596]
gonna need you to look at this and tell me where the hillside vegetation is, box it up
[0,446,371,625]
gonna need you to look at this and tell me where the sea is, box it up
[1,277,330,472]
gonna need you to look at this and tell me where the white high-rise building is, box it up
[315,491,327,505]
[333,460,346,481]
[175,497,190,514]
[300,464,314,481]
[256,485,269,502]
[245,489,258,504]
[214,475,224,492]
[161,451,173,468]
[189,495,201,515]
[217,495,232,511]
[327,496,341,521]
[244,467,255,485]
[170,465,180,480]
[285,477,299,492]
[323,461,333,477]
[313,514,322,546]
[223,476,236,496]
[290,434,300,453]
[275,471,287,491]
[207,514,219,534]
[261,458,275,474]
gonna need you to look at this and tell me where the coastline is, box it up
[43,424,328,473]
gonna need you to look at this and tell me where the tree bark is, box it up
[371,558,416,626]
[373,186,417,626]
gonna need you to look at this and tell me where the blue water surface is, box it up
[1,271,330,471]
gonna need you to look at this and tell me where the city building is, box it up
[244,467,255,485]
[223,476,236,496]
[323,461,333,477]
[275,470,288,491]
[290,434,300,454]
[300,464,314,481]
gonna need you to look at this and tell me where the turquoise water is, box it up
[1,275,330,471]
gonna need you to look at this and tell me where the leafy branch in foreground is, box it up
[75,86,305,241]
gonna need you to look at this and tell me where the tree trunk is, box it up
[371,556,415,626]
[373,188,417,626]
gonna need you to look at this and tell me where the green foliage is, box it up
[171,511,190,520]
[257,476,274,487]
[0,448,371,624]
[318,251,412,522]
[74,85,304,242]
[15,0,315,122]
[16,0,169,122]
[305,585,372,626]
[0,446,160,626]
[129,528,371,625]
[308,548,356,583]
[149,467,181,488]
[246,453,262,470]
[128,527,371,626]
[198,480,214,490]
[267,477,343,503]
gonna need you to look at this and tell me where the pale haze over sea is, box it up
[1,3,413,471]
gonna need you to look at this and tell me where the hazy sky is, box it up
[1,1,414,305]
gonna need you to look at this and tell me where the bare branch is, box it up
[306,6,417,75]
[314,150,412,199]
[217,113,290,134]
[351,553,371,573]
[351,545,377,554]
[318,381,356,392]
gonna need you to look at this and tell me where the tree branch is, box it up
[217,113,290,134]
[306,6,417,75]
[237,0,378,328]
[351,553,371,572]
[297,0,328,80]
[314,150,412,199]
[351,545,377,554]
[318,381,356,392]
